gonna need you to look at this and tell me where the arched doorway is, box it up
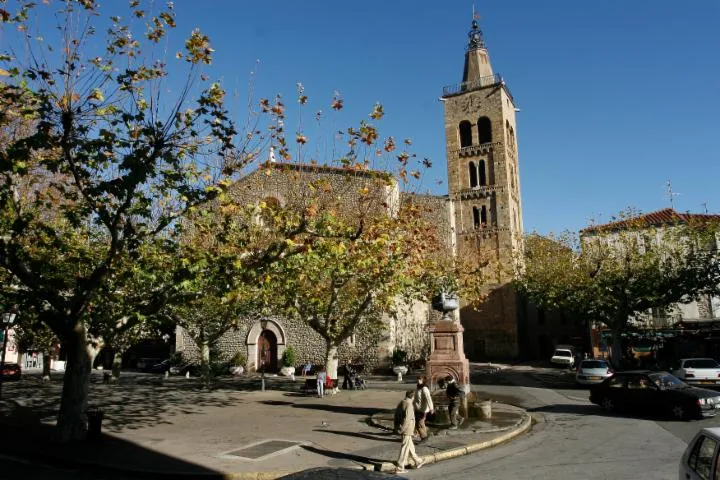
[257,330,278,373]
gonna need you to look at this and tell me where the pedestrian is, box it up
[413,375,434,441]
[445,375,464,429]
[342,364,355,390]
[393,390,425,473]
[316,366,327,398]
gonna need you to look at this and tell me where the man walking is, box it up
[413,375,434,441]
[394,390,425,473]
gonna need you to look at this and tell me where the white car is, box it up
[575,359,613,385]
[550,348,575,368]
[671,358,720,387]
[680,427,720,479]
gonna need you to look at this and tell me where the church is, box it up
[176,15,537,370]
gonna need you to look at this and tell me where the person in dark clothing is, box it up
[342,364,355,390]
[445,375,464,428]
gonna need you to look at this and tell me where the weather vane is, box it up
[473,3,480,21]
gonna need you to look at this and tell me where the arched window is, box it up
[510,165,515,190]
[481,205,488,226]
[505,120,511,145]
[473,207,481,228]
[477,116,492,144]
[468,161,478,188]
[459,121,472,148]
[478,160,487,186]
[510,126,516,149]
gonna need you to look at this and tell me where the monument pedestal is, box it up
[426,320,470,387]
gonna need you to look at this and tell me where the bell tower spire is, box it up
[463,11,494,83]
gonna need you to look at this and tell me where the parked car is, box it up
[136,357,163,372]
[149,359,173,374]
[679,427,720,480]
[149,359,201,376]
[1,363,21,381]
[575,359,613,385]
[671,358,720,387]
[550,346,575,368]
[590,371,720,420]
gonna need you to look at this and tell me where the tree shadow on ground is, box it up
[259,400,294,406]
[291,403,385,416]
[300,444,382,465]
[313,428,398,443]
[0,407,221,476]
[3,377,245,433]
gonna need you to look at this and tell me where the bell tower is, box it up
[442,15,524,359]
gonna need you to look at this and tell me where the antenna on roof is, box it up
[665,180,680,210]
[702,202,709,214]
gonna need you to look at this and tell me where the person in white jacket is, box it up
[413,375,434,441]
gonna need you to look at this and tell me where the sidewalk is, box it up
[0,379,531,479]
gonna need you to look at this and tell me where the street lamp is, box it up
[260,319,268,392]
[0,312,18,400]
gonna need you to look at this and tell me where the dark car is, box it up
[136,357,163,372]
[149,359,200,377]
[149,359,172,374]
[590,370,720,420]
[1,363,21,381]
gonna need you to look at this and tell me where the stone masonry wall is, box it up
[175,300,430,375]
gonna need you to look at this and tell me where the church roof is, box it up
[258,161,394,182]
[581,208,720,234]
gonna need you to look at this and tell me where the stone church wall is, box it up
[175,299,430,374]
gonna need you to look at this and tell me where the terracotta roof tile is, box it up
[581,208,720,234]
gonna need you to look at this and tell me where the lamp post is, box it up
[260,319,268,392]
[0,312,17,400]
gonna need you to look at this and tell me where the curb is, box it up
[375,412,532,473]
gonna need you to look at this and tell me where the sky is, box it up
[10,0,720,235]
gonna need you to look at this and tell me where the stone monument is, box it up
[426,292,470,387]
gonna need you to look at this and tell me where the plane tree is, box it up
[516,215,720,367]
[0,0,256,441]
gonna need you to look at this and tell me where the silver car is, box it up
[575,359,613,385]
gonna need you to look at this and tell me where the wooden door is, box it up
[257,330,278,372]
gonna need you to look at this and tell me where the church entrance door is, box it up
[257,330,278,373]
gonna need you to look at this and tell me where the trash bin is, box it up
[87,407,104,440]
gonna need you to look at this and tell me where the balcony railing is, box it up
[442,73,502,97]
[452,142,500,156]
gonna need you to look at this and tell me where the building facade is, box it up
[176,162,438,372]
[176,15,534,369]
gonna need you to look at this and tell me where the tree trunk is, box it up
[610,330,624,370]
[42,349,51,382]
[55,324,91,443]
[200,339,211,386]
[325,343,339,383]
[111,351,122,382]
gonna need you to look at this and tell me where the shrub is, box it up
[281,346,296,368]
[392,349,407,366]
[231,351,246,367]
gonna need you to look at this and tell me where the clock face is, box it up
[461,96,477,114]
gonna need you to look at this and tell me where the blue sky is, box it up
[12,0,720,235]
